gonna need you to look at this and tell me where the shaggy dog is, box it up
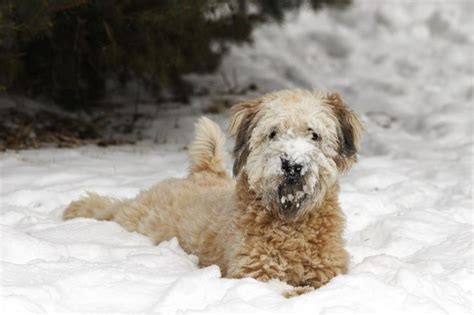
[64,89,363,296]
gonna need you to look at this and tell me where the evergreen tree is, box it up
[0,0,350,110]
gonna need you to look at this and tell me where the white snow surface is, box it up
[1,1,473,314]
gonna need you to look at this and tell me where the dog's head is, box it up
[230,90,363,220]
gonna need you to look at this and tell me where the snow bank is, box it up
[1,1,472,313]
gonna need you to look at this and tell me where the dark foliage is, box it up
[0,0,350,110]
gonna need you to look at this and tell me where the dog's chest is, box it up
[262,221,324,261]
[241,218,330,285]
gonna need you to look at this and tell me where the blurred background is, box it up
[0,0,471,152]
[0,0,351,150]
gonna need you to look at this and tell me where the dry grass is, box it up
[0,108,133,151]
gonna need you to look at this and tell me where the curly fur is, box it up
[64,89,363,296]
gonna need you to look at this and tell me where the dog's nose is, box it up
[281,159,302,179]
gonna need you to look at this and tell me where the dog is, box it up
[64,89,363,296]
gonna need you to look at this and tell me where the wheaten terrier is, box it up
[64,89,363,296]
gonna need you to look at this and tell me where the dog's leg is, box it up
[227,252,347,298]
[283,286,314,298]
[111,200,151,233]
[63,192,120,221]
[227,264,314,298]
[64,193,150,234]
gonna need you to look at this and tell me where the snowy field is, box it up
[1,1,473,313]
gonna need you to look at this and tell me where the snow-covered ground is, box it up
[1,1,473,313]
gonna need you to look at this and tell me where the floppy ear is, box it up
[324,92,364,173]
[229,98,262,177]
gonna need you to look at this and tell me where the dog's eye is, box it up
[308,128,320,141]
[269,130,277,140]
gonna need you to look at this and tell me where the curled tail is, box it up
[188,116,228,177]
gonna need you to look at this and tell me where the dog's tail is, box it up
[188,116,228,177]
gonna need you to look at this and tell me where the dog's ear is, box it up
[324,92,364,173]
[229,99,262,177]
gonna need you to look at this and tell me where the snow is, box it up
[279,136,315,169]
[1,1,473,314]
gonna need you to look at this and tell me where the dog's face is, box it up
[230,90,363,220]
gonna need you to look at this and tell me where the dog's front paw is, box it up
[283,285,314,298]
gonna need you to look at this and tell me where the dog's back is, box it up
[64,117,237,269]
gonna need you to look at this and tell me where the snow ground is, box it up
[1,1,473,313]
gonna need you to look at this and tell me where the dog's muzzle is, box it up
[281,158,302,181]
[277,158,307,219]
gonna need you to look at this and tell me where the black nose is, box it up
[281,158,303,179]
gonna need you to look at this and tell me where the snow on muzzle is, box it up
[277,158,309,219]
[278,178,307,219]
[273,137,314,219]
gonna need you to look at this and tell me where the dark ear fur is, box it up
[324,92,364,173]
[229,99,261,177]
